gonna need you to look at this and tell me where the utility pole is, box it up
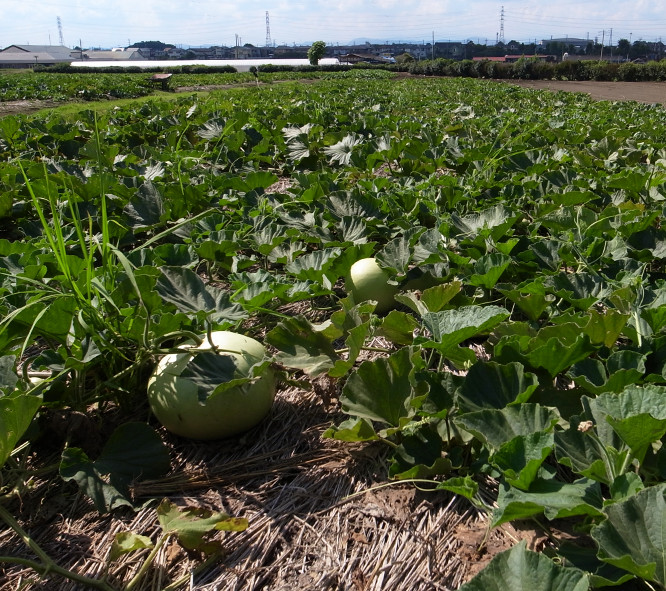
[265,11,271,47]
[499,6,505,45]
[432,31,434,59]
[57,16,64,46]
[599,30,605,61]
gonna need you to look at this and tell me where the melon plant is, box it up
[346,258,398,314]
[147,331,275,440]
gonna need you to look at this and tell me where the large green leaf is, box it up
[585,385,666,453]
[389,425,452,479]
[456,403,559,450]
[60,422,170,513]
[592,483,666,587]
[468,253,512,289]
[570,351,646,395]
[492,476,604,527]
[456,361,539,412]
[155,266,246,323]
[527,334,597,377]
[266,315,340,376]
[0,389,42,467]
[458,540,588,591]
[418,305,510,352]
[340,346,422,427]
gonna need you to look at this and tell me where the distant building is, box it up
[541,37,590,52]
[80,48,144,61]
[0,44,75,68]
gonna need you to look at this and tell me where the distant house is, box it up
[0,44,75,68]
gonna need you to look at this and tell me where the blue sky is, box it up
[2,0,666,49]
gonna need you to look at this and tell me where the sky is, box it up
[2,0,666,49]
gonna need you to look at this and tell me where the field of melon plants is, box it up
[3,74,666,589]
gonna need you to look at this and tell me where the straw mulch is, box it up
[0,378,534,591]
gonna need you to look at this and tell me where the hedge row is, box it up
[34,58,666,82]
[396,57,666,82]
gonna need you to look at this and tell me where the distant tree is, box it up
[184,50,196,59]
[133,41,175,50]
[617,39,631,59]
[395,52,415,64]
[308,41,326,65]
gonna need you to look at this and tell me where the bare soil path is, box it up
[506,79,666,105]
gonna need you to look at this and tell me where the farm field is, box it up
[2,73,666,590]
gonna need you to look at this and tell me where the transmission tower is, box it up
[265,11,271,47]
[499,6,505,44]
[57,16,64,46]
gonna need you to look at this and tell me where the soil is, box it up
[505,79,666,105]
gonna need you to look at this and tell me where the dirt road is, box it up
[506,79,666,105]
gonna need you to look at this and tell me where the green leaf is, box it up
[0,356,18,394]
[609,472,645,502]
[109,532,154,562]
[377,310,420,346]
[0,390,42,467]
[528,334,597,377]
[493,431,554,491]
[435,475,479,501]
[592,483,666,587]
[60,422,170,513]
[286,247,342,282]
[584,309,630,348]
[419,305,510,352]
[570,351,646,395]
[458,540,588,591]
[340,346,421,427]
[389,425,452,479]
[607,413,666,465]
[456,361,539,412]
[266,316,339,376]
[555,421,616,485]
[468,253,512,289]
[322,418,379,442]
[585,385,666,453]
[156,266,246,323]
[456,403,559,450]
[157,499,248,552]
[493,477,604,527]
[557,542,636,588]
[498,284,555,321]
[546,272,610,310]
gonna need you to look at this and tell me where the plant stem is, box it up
[0,506,117,591]
[124,533,170,591]
[0,556,118,590]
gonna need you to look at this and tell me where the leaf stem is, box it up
[124,533,170,591]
